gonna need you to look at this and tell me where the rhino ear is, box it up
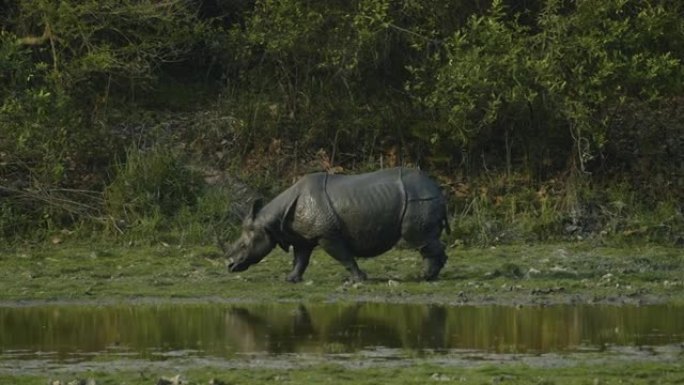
[280,196,298,233]
[249,198,264,221]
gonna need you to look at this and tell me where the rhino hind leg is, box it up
[400,199,449,281]
[420,240,447,281]
[319,238,368,282]
[287,246,313,283]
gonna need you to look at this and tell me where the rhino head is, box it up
[227,199,276,273]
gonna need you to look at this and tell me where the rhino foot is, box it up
[344,270,368,283]
[423,271,440,281]
[286,273,303,283]
[420,241,447,281]
[424,260,446,281]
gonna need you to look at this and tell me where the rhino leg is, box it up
[319,238,368,282]
[287,246,313,283]
[420,240,447,281]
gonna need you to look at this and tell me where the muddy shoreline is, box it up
[2,344,683,375]
[0,290,676,308]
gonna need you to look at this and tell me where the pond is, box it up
[1,302,683,371]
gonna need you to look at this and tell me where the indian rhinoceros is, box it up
[224,167,450,282]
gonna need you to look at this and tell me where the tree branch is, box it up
[17,22,52,46]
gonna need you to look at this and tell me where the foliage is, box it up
[415,0,683,175]
[0,0,682,243]
[104,145,202,236]
[1,0,210,188]
[0,0,211,238]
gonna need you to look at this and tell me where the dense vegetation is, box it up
[1,0,682,245]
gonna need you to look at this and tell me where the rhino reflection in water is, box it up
[224,167,450,282]
[224,305,316,353]
[223,304,449,353]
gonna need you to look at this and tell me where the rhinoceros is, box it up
[224,167,450,282]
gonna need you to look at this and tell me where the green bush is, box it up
[0,0,681,244]
[413,0,683,176]
[104,145,202,235]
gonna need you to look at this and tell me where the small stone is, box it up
[550,265,569,273]
[157,375,183,385]
[431,373,451,381]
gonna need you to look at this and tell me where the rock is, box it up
[430,373,451,381]
[157,375,183,385]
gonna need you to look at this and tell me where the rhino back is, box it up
[399,168,443,200]
[324,169,406,256]
[282,168,444,256]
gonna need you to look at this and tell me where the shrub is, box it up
[104,145,202,234]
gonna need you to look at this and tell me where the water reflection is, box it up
[0,303,682,361]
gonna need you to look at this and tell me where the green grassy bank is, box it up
[3,360,683,385]
[1,242,681,305]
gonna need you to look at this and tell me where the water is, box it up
[1,303,683,367]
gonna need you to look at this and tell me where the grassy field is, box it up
[0,241,682,305]
[2,360,683,385]
[1,241,682,384]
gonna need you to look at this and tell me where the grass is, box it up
[0,241,682,305]
[3,361,684,385]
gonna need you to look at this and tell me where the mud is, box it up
[1,344,683,376]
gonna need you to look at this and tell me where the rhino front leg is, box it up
[287,246,313,283]
[420,240,448,281]
[319,238,367,282]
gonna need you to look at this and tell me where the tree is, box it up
[410,0,683,177]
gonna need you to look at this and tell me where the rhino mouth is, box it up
[228,261,249,272]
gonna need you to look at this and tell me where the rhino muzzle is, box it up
[228,260,250,272]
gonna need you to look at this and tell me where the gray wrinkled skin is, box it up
[226,167,450,282]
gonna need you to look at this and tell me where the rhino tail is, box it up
[442,213,451,235]
[441,197,451,235]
